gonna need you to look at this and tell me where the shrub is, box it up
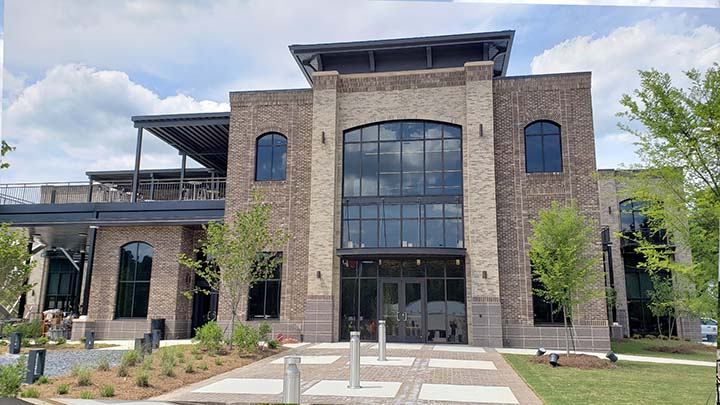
[185,363,194,373]
[35,336,49,345]
[0,357,27,397]
[232,323,261,355]
[100,385,115,397]
[56,336,67,345]
[80,336,87,343]
[193,321,223,355]
[142,356,154,371]
[162,363,176,377]
[4,319,42,339]
[267,339,280,349]
[21,338,30,347]
[645,335,657,340]
[193,353,203,361]
[76,367,92,386]
[258,321,271,339]
[658,335,668,340]
[199,362,208,371]
[36,374,50,385]
[631,334,643,339]
[670,335,680,341]
[135,372,150,387]
[96,357,110,371]
[214,357,223,366]
[177,351,185,360]
[0,340,7,346]
[190,346,200,355]
[56,383,69,395]
[117,364,129,377]
[121,350,141,368]
[79,391,94,399]
[21,387,40,398]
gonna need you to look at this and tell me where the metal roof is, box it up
[132,112,230,174]
[289,30,515,85]
[86,167,216,182]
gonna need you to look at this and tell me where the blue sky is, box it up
[1,1,719,182]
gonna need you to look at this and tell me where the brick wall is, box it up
[87,225,198,339]
[493,72,610,351]
[223,89,313,339]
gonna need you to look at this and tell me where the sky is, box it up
[1,1,719,183]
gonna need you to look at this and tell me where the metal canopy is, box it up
[131,112,230,174]
[289,30,515,85]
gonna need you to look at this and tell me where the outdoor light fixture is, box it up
[316,271,322,279]
[535,347,546,356]
[549,353,560,368]
[378,259,383,266]
[455,259,460,266]
[416,258,421,266]
[606,351,618,363]
[78,232,87,237]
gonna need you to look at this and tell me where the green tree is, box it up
[179,189,290,342]
[0,141,13,170]
[645,273,675,337]
[529,201,602,355]
[617,64,719,319]
[0,223,35,315]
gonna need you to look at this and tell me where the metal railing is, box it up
[0,177,226,205]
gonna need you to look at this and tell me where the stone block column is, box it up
[304,71,339,342]
[464,61,503,347]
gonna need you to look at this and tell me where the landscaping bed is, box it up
[25,344,286,400]
[505,354,715,405]
[611,338,715,362]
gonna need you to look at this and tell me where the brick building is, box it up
[2,31,626,350]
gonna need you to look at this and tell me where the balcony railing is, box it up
[0,177,226,205]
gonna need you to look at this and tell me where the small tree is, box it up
[646,273,675,337]
[179,189,290,341]
[0,141,13,170]
[529,201,602,355]
[0,223,35,315]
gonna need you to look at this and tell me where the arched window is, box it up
[525,121,562,173]
[255,133,287,181]
[116,242,153,318]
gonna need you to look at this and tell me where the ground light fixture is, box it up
[549,353,560,367]
[606,351,618,362]
[535,347,546,356]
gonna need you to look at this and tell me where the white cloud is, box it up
[1,64,228,182]
[530,14,720,168]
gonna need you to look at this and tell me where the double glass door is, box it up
[380,278,425,343]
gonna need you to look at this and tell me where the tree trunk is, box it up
[657,316,662,337]
[668,316,675,338]
[562,305,570,356]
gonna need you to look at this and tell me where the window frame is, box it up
[524,120,562,173]
[254,132,288,181]
[246,254,282,320]
[115,241,153,319]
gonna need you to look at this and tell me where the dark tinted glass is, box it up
[116,242,153,318]
[426,260,445,277]
[256,146,272,180]
[361,261,377,277]
[425,123,442,138]
[361,220,378,247]
[264,281,281,318]
[379,123,400,141]
[256,133,287,181]
[257,134,273,145]
[379,260,401,277]
[358,279,378,340]
[403,260,425,277]
[272,145,287,180]
[525,135,543,172]
[343,144,361,196]
[525,122,562,173]
[403,122,424,139]
[543,135,561,172]
[444,125,461,138]
[119,245,134,281]
[380,219,401,247]
[345,129,361,142]
[426,219,444,247]
[116,283,134,318]
[136,243,153,281]
[132,283,150,318]
[340,279,358,340]
[362,125,378,142]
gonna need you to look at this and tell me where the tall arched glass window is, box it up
[255,133,287,181]
[525,121,562,173]
[116,242,153,318]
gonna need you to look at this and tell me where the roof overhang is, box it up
[131,112,230,175]
[289,30,514,85]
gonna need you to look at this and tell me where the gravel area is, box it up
[0,349,127,378]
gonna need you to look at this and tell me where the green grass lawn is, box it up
[504,354,716,405]
[611,338,715,362]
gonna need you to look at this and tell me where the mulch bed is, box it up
[530,353,616,369]
[646,345,701,355]
[28,344,286,400]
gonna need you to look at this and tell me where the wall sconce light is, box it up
[378,259,383,266]
[316,271,322,279]
[416,258,422,266]
[321,131,326,144]
[482,271,487,279]
[455,258,461,266]
[479,123,484,137]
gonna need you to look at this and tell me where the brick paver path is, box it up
[155,343,542,404]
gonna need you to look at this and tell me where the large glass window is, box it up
[116,242,153,318]
[44,257,78,312]
[247,257,282,319]
[525,121,562,173]
[532,277,565,325]
[343,121,462,197]
[255,133,287,181]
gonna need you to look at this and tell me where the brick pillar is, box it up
[464,62,503,347]
[304,71,339,342]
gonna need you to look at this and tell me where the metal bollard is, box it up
[348,331,361,389]
[282,357,301,404]
[9,332,22,354]
[377,320,387,361]
[151,329,161,350]
[134,337,144,352]
[84,330,95,350]
[25,348,46,384]
[143,332,153,354]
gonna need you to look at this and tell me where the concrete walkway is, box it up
[495,348,716,367]
[154,343,542,404]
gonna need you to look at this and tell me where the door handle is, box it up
[396,312,401,322]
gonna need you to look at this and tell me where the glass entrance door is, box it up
[379,278,425,343]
